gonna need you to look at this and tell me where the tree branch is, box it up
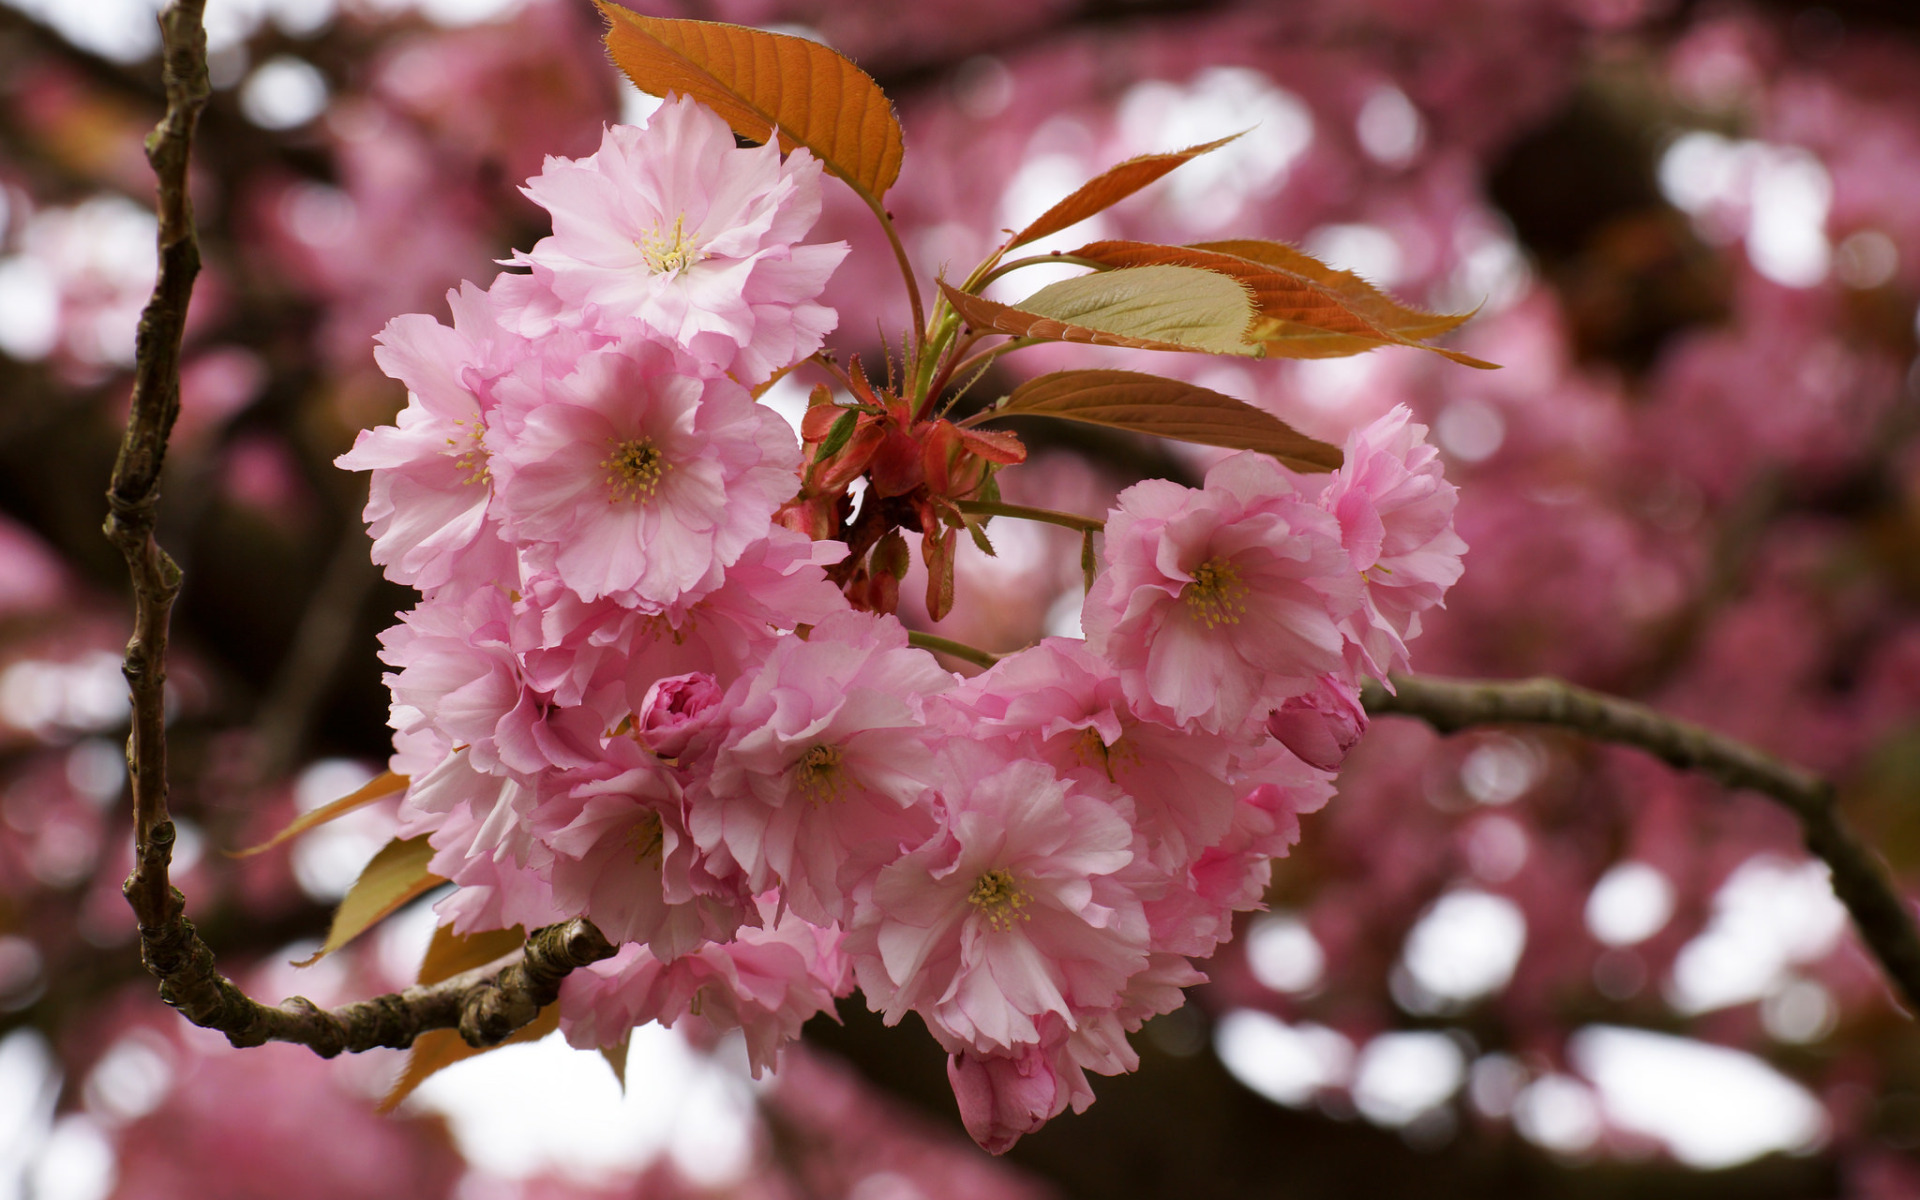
[1364,672,1920,1015]
[108,0,612,1059]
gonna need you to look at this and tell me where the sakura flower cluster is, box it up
[338,94,1466,1154]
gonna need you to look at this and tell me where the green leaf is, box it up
[818,408,859,459]
[1191,238,1472,341]
[293,835,444,968]
[233,770,407,859]
[1006,133,1243,250]
[597,5,905,203]
[982,368,1342,472]
[1068,241,1495,368]
[939,267,1260,359]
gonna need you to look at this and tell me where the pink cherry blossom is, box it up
[1082,452,1360,735]
[847,755,1148,1055]
[335,280,530,595]
[943,637,1244,872]
[948,1027,1094,1155]
[486,336,801,606]
[517,96,849,384]
[1320,404,1468,677]
[633,671,727,760]
[534,740,752,961]
[559,894,852,1077]
[693,610,953,923]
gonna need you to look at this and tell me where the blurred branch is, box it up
[249,525,382,780]
[107,0,611,1059]
[1366,672,1920,1015]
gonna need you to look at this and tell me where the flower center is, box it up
[602,436,669,504]
[1183,556,1249,629]
[639,214,702,275]
[968,868,1030,931]
[630,810,664,868]
[443,410,489,486]
[793,743,848,806]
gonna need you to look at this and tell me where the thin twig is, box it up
[110,0,611,1058]
[1365,672,1920,1014]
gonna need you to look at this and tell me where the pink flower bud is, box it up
[1265,675,1368,771]
[636,672,725,759]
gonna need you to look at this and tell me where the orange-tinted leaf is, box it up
[1069,241,1495,368]
[940,271,1260,358]
[233,770,407,859]
[418,923,526,987]
[379,1006,559,1113]
[597,5,904,202]
[981,369,1343,472]
[293,835,444,968]
[600,1033,632,1093]
[1007,133,1242,250]
[1192,238,1472,341]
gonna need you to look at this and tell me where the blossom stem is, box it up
[1366,672,1920,1016]
[957,499,1105,535]
[906,630,1002,670]
[975,253,1106,289]
[856,190,926,379]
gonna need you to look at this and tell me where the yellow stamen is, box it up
[968,868,1031,932]
[638,214,702,275]
[793,743,848,806]
[1183,556,1249,629]
[631,810,664,868]
[442,410,489,486]
[603,436,669,504]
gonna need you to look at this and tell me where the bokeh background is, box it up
[4,0,1920,1196]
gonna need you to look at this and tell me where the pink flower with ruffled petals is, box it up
[847,755,1148,1055]
[559,894,851,1077]
[1082,452,1361,735]
[942,638,1243,872]
[693,610,952,923]
[517,97,849,384]
[534,740,752,961]
[395,748,566,936]
[335,280,535,595]
[486,337,800,607]
[633,671,726,760]
[1320,404,1467,676]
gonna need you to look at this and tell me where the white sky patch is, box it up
[289,758,398,903]
[349,0,525,25]
[0,650,132,741]
[1304,223,1404,288]
[406,1026,756,1187]
[1396,890,1527,1014]
[1351,1032,1464,1128]
[754,371,815,437]
[0,256,60,362]
[1459,734,1543,806]
[81,1030,176,1127]
[1570,1025,1826,1168]
[1833,229,1899,290]
[1512,1073,1603,1156]
[1356,85,1424,166]
[1245,912,1325,994]
[619,81,665,128]
[27,1116,114,1200]
[0,1029,62,1200]
[241,56,331,129]
[1585,861,1675,948]
[1658,132,1832,287]
[1290,354,1380,413]
[1213,1009,1352,1107]
[1435,397,1505,464]
[0,0,164,62]
[1666,856,1846,1014]
[1116,68,1313,234]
